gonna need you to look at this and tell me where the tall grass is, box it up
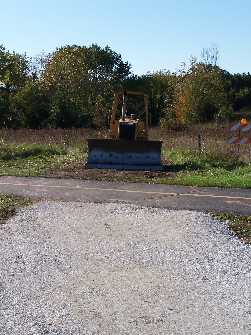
[0,128,107,146]
[0,123,250,163]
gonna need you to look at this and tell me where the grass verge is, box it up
[0,143,250,188]
[212,212,251,244]
[0,143,84,177]
[155,149,251,188]
[0,195,32,224]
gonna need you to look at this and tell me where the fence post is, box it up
[198,132,202,153]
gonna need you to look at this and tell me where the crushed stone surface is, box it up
[0,202,250,335]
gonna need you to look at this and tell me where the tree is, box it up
[10,81,50,128]
[41,44,131,127]
[0,45,30,127]
[125,71,177,125]
[0,45,29,91]
[169,52,228,125]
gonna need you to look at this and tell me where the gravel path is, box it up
[0,202,250,335]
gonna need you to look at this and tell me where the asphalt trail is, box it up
[0,176,250,215]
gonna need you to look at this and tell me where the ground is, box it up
[0,202,250,335]
[0,176,251,242]
[1,126,251,188]
[0,127,250,333]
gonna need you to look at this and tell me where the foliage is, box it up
[125,71,177,125]
[40,44,131,127]
[1,44,251,128]
[212,212,251,244]
[0,45,29,90]
[169,59,228,126]
[227,72,251,112]
[0,195,31,222]
[0,45,30,127]
[9,81,51,128]
[0,44,131,128]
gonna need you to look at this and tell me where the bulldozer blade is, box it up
[86,139,163,171]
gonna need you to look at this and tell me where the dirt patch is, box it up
[46,162,175,183]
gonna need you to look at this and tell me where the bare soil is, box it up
[46,161,174,182]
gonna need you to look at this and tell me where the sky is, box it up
[1,0,251,74]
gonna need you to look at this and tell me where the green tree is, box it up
[0,45,30,127]
[0,45,29,91]
[125,71,176,125]
[10,81,50,128]
[41,44,131,127]
[170,54,228,126]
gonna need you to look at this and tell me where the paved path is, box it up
[0,176,251,214]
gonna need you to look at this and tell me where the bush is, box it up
[10,82,51,128]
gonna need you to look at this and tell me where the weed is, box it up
[0,195,32,223]
[212,212,251,244]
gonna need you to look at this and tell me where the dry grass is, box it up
[1,123,250,161]
[1,123,251,163]
[150,124,251,162]
[0,128,108,147]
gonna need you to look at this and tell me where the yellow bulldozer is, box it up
[87,90,163,170]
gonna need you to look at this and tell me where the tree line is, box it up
[0,44,251,129]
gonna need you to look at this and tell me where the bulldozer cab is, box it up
[110,90,149,140]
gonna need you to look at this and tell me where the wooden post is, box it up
[144,95,149,139]
[198,133,202,153]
